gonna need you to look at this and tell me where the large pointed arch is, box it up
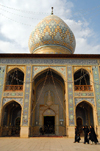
[33,67,66,82]
[2,98,23,108]
[30,67,66,136]
[76,99,94,108]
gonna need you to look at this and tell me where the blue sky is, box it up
[72,0,100,36]
[0,0,100,54]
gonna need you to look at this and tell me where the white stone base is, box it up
[67,126,74,138]
[20,126,29,138]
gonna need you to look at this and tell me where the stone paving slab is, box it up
[0,137,100,151]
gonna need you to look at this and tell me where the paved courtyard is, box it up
[0,137,100,151]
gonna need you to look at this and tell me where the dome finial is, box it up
[51,7,53,15]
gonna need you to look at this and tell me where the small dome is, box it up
[28,15,76,54]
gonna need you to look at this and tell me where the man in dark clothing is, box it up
[39,127,44,135]
[89,126,98,144]
[83,126,89,144]
[74,126,80,143]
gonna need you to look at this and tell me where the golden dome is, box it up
[28,15,76,54]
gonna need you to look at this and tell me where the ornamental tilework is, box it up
[2,98,23,106]
[51,66,66,78]
[3,92,23,97]
[32,66,66,78]
[22,66,31,126]
[0,58,97,65]
[75,98,95,106]
[74,92,94,97]
[33,66,47,77]
[29,15,75,54]
[0,66,5,105]
[67,66,74,126]
[92,66,100,125]
[74,66,91,72]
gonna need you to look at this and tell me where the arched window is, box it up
[74,69,92,91]
[5,68,24,91]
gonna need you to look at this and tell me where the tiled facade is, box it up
[0,57,100,138]
[0,58,98,65]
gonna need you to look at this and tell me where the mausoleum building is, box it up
[0,12,100,138]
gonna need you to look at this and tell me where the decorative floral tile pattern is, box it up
[67,66,74,126]
[29,15,75,54]
[92,66,100,125]
[0,66,6,105]
[2,98,23,106]
[0,58,97,65]
[75,98,95,106]
[33,66,66,78]
[22,66,31,126]
[3,92,23,97]
[74,92,94,97]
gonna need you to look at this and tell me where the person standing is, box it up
[83,125,89,144]
[74,126,80,143]
[39,127,44,135]
[89,126,98,145]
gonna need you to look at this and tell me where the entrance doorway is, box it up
[2,101,21,137]
[44,116,55,134]
[77,117,83,134]
[76,101,94,135]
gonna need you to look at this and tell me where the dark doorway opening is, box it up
[77,117,83,134]
[44,116,55,134]
[2,101,21,137]
[76,101,94,136]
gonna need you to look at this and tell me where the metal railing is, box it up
[74,85,92,91]
[5,85,23,91]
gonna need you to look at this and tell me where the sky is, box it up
[0,0,100,54]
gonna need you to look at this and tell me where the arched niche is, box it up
[30,68,66,136]
[74,68,90,85]
[76,101,94,134]
[2,100,22,137]
[5,68,24,91]
[6,68,24,85]
[74,68,92,91]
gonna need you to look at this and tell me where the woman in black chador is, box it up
[74,126,80,143]
[89,126,98,144]
[83,126,89,144]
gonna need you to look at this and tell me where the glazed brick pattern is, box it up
[67,66,74,126]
